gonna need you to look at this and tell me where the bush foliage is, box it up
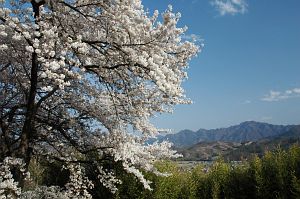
[26,145,300,198]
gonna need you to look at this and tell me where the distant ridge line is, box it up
[156,121,297,147]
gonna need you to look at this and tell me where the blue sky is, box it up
[143,0,300,132]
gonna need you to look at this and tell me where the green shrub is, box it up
[24,145,300,199]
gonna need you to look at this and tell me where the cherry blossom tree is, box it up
[0,0,199,196]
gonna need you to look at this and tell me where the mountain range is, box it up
[157,121,294,147]
[223,124,300,160]
[161,121,300,161]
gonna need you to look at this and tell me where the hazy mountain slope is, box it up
[176,125,300,161]
[177,141,241,161]
[159,121,294,147]
[163,129,202,147]
[223,125,300,161]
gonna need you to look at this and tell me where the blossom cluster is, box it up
[0,157,27,199]
[64,164,94,199]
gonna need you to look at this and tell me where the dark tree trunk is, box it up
[19,49,38,161]
[17,2,44,184]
